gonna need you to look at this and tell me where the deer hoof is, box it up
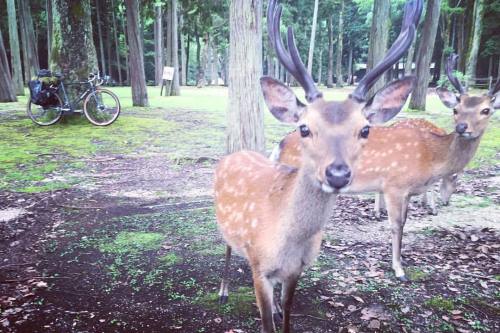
[218,295,229,304]
[398,275,409,283]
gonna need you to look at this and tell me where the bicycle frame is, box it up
[57,80,98,113]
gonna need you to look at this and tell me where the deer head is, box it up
[262,0,422,192]
[437,54,499,139]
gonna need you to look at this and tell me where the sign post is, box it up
[160,66,175,96]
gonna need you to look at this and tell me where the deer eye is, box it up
[299,125,311,138]
[481,108,490,115]
[360,126,370,139]
[453,109,458,115]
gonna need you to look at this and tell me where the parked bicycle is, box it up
[28,70,121,126]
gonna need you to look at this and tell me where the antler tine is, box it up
[488,78,500,96]
[287,27,323,102]
[267,0,322,103]
[351,0,423,101]
[445,54,466,94]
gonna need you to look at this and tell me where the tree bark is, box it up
[95,0,107,75]
[327,15,334,88]
[197,33,209,88]
[51,0,98,83]
[18,0,39,81]
[465,0,485,81]
[366,0,390,97]
[125,0,149,106]
[347,45,353,85]
[210,39,219,85]
[226,0,264,153]
[409,0,441,111]
[317,49,323,86]
[165,0,180,95]
[335,0,345,87]
[154,4,163,86]
[111,0,122,84]
[307,0,319,75]
[179,10,187,86]
[46,0,53,68]
[404,38,416,76]
[0,29,17,102]
[7,0,24,95]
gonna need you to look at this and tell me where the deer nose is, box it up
[325,163,351,189]
[456,123,468,134]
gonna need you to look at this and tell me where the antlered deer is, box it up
[272,54,499,281]
[214,0,422,331]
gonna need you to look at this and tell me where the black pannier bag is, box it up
[28,70,60,107]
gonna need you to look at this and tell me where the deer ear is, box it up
[437,87,460,108]
[363,76,416,124]
[260,76,305,124]
[492,93,500,110]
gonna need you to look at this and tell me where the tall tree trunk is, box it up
[347,45,353,85]
[7,0,24,95]
[465,0,484,81]
[327,15,334,88]
[198,33,209,88]
[111,0,122,84]
[18,0,39,81]
[456,13,465,72]
[317,49,323,86]
[210,40,218,85]
[439,12,452,78]
[405,38,416,75]
[125,0,149,106]
[96,0,107,75]
[154,4,163,86]
[46,0,53,67]
[51,0,98,83]
[335,0,345,87]
[121,11,129,84]
[186,35,191,84]
[0,29,17,102]
[366,0,390,97]
[226,0,264,153]
[165,0,180,95]
[409,0,441,111]
[179,10,187,86]
[307,0,319,75]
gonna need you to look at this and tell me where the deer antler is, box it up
[446,53,466,94]
[267,0,323,103]
[351,0,423,101]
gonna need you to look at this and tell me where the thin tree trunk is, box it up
[125,0,149,106]
[465,0,485,81]
[487,56,493,78]
[154,4,163,85]
[347,46,353,85]
[405,38,416,76]
[0,29,17,102]
[317,49,323,86]
[111,0,122,84]
[46,0,53,67]
[307,0,319,75]
[335,0,345,87]
[409,0,441,111]
[226,0,264,153]
[198,33,209,88]
[170,0,180,95]
[186,34,191,85]
[366,0,390,97]
[18,0,39,81]
[7,0,24,95]
[96,0,107,75]
[210,39,218,85]
[121,12,129,84]
[179,10,187,86]
[498,55,500,79]
[327,15,334,88]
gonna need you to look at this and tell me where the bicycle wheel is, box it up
[83,89,121,126]
[27,94,63,126]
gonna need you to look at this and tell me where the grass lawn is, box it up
[0,85,498,192]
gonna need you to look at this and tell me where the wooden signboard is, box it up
[160,66,175,96]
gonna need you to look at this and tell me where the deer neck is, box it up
[283,167,336,241]
[437,132,482,176]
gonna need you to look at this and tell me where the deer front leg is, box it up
[281,274,300,333]
[252,270,275,333]
[440,174,458,205]
[218,245,232,304]
[421,189,437,215]
[374,192,386,219]
[384,192,409,282]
